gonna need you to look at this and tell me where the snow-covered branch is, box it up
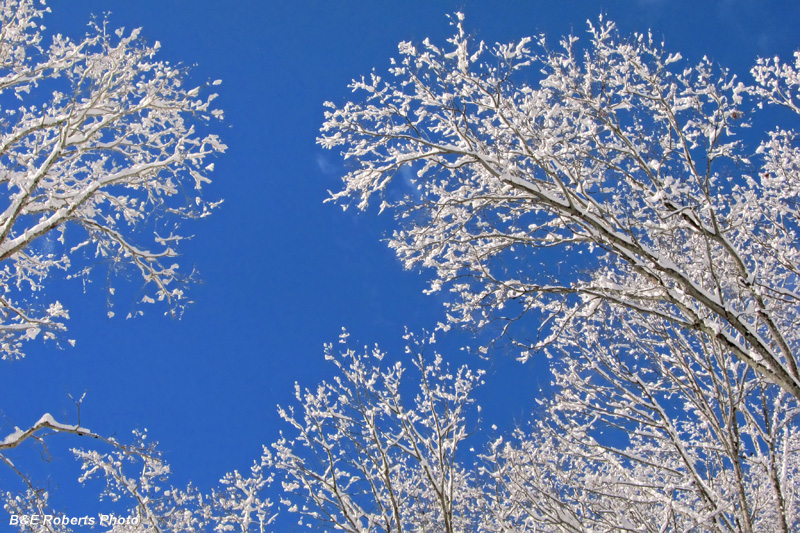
[0,413,96,452]
[321,15,800,400]
[272,329,483,532]
[0,0,226,359]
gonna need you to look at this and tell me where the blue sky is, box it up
[2,0,800,526]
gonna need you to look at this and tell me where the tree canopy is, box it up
[4,6,800,532]
[316,14,800,531]
[0,0,225,359]
[321,15,800,401]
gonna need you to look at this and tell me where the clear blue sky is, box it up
[2,0,799,526]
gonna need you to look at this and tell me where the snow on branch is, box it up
[320,14,800,400]
[0,0,226,359]
[0,413,96,451]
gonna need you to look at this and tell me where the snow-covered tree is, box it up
[480,319,800,532]
[6,428,276,533]
[211,450,276,533]
[315,13,800,531]
[271,329,484,532]
[320,14,800,401]
[221,327,795,531]
[4,332,484,533]
[0,0,225,359]
[5,330,798,531]
[8,9,800,532]
[0,0,224,526]
[259,329,799,531]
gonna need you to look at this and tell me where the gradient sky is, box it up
[2,0,799,528]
